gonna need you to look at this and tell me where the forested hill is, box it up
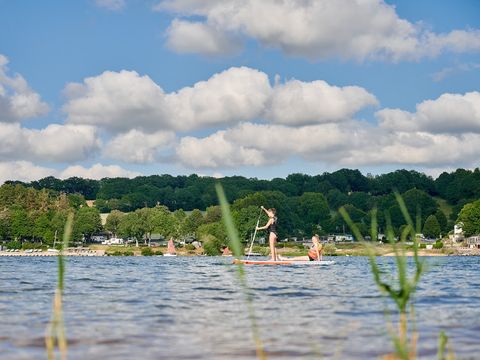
[5,168,480,213]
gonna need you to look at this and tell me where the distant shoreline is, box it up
[1,249,478,257]
[0,249,106,257]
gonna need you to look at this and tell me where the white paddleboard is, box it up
[233,259,335,266]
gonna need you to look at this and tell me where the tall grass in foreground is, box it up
[339,192,453,360]
[216,183,266,360]
[45,212,74,360]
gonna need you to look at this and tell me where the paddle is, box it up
[247,208,263,259]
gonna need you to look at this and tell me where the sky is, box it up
[0,0,479,183]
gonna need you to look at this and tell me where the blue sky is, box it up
[0,0,479,182]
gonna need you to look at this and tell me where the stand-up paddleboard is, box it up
[233,259,335,266]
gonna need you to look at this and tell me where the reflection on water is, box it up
[1,256,479,359]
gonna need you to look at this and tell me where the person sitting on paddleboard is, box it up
[279,234,323,261]
[256,206,278,261]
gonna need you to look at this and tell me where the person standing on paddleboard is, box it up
[256,206,278,261]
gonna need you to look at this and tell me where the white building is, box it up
[453,223,465,243]
[466,236,480,249]
[102,237,124,245]
[335,234,354,242]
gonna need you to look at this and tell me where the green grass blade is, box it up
[46,212,73,360]
[216,183,266,360]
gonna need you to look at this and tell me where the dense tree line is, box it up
[0,184,88,245]
[2,168,480,252]
[7,168,480,212]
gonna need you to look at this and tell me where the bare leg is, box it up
[269,233,278,261]
[278,255,309,261]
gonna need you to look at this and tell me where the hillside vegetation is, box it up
[2,168,480,246]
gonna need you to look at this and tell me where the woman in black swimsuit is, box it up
[256,206,278,261]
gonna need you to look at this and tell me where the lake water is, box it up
[1,256,479,359]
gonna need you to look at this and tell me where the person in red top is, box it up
[279,234,323,261]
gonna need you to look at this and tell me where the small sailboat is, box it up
[47,230,60,254]
[164,239,177,257]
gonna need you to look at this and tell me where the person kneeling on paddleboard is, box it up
[256,206,278,261]
[279,234,323,261]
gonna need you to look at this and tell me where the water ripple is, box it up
[0,256,479,359]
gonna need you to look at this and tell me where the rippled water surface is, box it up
[1,256,479,359]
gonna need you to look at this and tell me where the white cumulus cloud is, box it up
[64,67,272,132]
[174,88,480,171]
[103,129,176,163]
[377,91,480,134]
[64,70,167,133]
[176,121,368,168]
[0,161,56,184]
[164,66,271,130]
[0,161,141,184]
[0,123,101,163]
[166,19,242,56]
[346,131,480,168]
[266,79,378,125]
[177,131,269,168]
[59,163,141,180]
[156,0,480,61]
[64,66,376,134]
[0,54,49,122]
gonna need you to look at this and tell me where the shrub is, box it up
[7,241,22,250]
[22,242,44,250]
[323,243,337,255]
[141,247,154,256]
[109,251,123,256]
[202,235,224,256]
[251,245,269,256]
[185,244,195,251]
[433,240,444,249]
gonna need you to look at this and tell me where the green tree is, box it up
[105,210,124,238]
[135,207,155,245]
[423,215,441,239]
[296,192,331,234]
[184,209,204,236]
[172,209,187,238]
[434,209,448,234]
[402,189,438,222]
[151,205,175,240]
[10,207,32,241]
[341,204,367,224]
[197,222,226,242]
[50,210,70,245]
[73,207,102,242]
[348,192,373,212]
[68,194,86,209]
[33,212,51,243]
[326,189,349,210]
[118,212,143,246]
[0,210,11,240]
[204,205,222,223]
[233,205,261,242]
[457,199,480,237]
[202,234,224,256]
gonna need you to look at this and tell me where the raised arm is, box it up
[257,217,273,231]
